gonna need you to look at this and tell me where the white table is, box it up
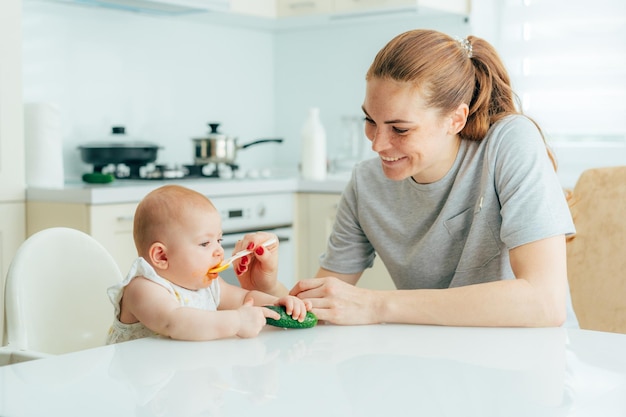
[1,324,625,417]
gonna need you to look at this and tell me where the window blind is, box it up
[497,0,626,140]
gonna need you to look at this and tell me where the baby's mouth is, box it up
[205,262,223,281]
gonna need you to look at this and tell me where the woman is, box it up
[240,29,578,328]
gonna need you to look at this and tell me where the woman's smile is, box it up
[380,155,406,163]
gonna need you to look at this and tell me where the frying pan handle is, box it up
[240,138,283,149]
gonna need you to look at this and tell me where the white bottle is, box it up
[300,107,327,180]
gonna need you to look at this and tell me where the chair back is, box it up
[4,227,123,354]
[567,166,626,333]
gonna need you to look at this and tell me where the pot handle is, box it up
[240,138,284,149]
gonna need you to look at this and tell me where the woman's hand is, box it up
[233,232,287,297]
[289,276,380,325]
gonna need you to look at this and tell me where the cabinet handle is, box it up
[116,215,134,222]
[289,1,316,10]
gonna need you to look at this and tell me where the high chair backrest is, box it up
[566,166,626,334]
[4,227,123,355]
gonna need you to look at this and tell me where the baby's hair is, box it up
[133,185,216,256]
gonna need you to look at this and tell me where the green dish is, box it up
[82,172,115,184]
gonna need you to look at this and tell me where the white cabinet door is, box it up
[0,202,26,345]
[230,0,277,17]
[277,0,333,17]
[334,0,469,15]
[0,203,26,280]
[419,0,469,14]
[89,204,138,273]
[0,0,25,202]
[334,0,416,13]
[26,201,137,274]
[296,193,394,290]
[0,0,25,346]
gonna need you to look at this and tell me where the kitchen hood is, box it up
[51,0,229,15]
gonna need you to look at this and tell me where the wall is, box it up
[22,0,278,181]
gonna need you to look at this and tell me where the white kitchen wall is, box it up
[22,0,278,181]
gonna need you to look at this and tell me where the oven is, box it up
[212,193,295,289]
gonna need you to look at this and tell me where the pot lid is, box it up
[78,126,161,148]
[78,141,160,149]
[192,122,235,141]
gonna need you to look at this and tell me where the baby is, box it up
[106,184,309,343]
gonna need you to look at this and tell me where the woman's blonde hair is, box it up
[366,29,557,169]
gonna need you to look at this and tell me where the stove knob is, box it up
[247,169,260,179]
[220,169,234,179]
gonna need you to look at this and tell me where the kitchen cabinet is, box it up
[27,202,138,273]
[277,0,333,17]
[334,0,469,15]
[275,0,469,18]
[34,0,469,33]
[269,0,470,32]
[295,193,394,290]
[230,0,277,17]
[0,0,26,346]
[276,0,469,18]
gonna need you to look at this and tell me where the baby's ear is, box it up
[148,242,168,270]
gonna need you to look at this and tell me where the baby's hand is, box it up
[236,299,270,338]
[275,295,312,322]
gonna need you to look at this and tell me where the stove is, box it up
[98,162,274,180]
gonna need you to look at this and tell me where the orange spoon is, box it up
[207,238,277,274]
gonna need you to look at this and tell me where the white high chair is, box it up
[1,227,123,364]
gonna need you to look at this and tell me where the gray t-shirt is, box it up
[320,115,578,326]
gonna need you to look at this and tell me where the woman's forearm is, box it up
[377,278,566,327]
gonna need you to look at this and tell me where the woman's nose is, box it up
[370,128,390,153]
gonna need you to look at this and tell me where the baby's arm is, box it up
[122,277,274,340]
[220,277,312,322]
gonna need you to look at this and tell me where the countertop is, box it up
[1,324,626,417]
[26,174,352,205]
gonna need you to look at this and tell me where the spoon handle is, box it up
[211,237,278,272]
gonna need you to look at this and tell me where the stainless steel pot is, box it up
[192,123,283,165]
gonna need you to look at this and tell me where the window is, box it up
[497,0,626,141]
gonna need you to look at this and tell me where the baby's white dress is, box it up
[106,257,221,344]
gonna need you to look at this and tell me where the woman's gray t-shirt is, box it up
[320,115,578,326]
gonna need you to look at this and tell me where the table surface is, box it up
[1,324,626,417]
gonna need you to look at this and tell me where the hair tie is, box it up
[455,36,473,59]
